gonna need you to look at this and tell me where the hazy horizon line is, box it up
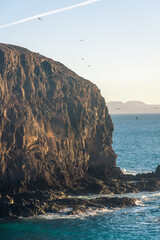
[106,100,160,105]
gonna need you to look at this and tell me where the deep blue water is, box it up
[1,114,160,240]
[112,114,160,174]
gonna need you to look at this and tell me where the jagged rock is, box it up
[0,43,117,194]
[0,190,137,219]
[155,165,160,175]
[2,44,160,220]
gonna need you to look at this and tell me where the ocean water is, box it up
[112,114,160,174]
[1,114,160,240]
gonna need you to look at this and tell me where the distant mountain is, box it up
[106,101,160,114]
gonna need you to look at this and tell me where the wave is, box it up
[121,168,137,175]
[121,168,154,176]
[135,199,144,206]
[140,191,160,201]
[68,193,113,200]
[31,207,114,220]
[150,192,160,197]
[69,191,160,201]
[154,218,160,222]
[59,207,73,213]
[25,191,160,221]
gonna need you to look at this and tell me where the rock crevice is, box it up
[0,43,117,194]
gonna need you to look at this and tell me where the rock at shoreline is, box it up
[0,43,118,194]
[0,43,160,220]
[155,165,160,175]
[0,190,136,219]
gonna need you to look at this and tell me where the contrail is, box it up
[0,0,100,29]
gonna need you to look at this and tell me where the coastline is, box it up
[1,166,160,220]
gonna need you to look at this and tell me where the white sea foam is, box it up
[59,207,73,213]
[32,207,113,220]
[121,168,137,175]
[68,193,113,200]
[140,191,160,202]
[141,195,153,202]
[150,192,160,197]
[135,199,144,206]
[26,191,160,220]
[69,192,151,201]
[154,218,160,222]
[121,168,152,176]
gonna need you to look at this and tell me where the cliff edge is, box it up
[0,43,118,194]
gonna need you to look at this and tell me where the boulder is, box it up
[0,43,117,194]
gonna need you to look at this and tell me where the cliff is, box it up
[0,43,118,194]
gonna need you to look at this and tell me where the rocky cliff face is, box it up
[0,43,117,194]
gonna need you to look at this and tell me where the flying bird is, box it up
[0,0,100,29]
[38,17,43,21]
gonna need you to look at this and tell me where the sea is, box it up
[0,114,160,240]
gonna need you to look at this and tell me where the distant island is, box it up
[106,101,160,114]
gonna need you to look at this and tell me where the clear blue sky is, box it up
[1,0,160,104]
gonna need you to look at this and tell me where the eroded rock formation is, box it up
[0,43,118,194]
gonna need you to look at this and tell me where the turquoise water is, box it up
[1,114,160,240]
[112,114,160,174]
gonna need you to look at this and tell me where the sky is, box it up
[1,0,160,104]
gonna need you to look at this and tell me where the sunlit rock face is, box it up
[0,43,117,193]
